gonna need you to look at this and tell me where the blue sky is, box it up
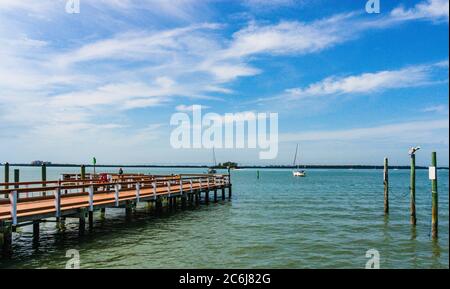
[0,0,448,166]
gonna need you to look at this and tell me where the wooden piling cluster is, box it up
[383,152,440,239]
[0,170,232,254]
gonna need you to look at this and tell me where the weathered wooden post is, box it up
[14,169,19,205]
[79,208,86,235]
[4,162,9,192]
[33,220,40,241]
[383,157,389,214]
[88,185,94,229]
[1,220,12,255]
[14,169,19,188]
[4,162,9,185]
[409,149,417,225]
[196,191,200,206]
[205,190,210,204]
[430,152,438,239]
[42,163,47,197]
[125,201,132,219]
[80,165,86,180]
[214,189,218,203]
[34,164,44,237]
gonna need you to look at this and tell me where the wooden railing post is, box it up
[4,162,9,190]
[114,184,120,207]
[42,163,47,197]
[9,190,17,226]
[14,169,19,201]
[54,185,61,218]
[88,185,94,212]
[136,182,141,203]
[167,181,171,197]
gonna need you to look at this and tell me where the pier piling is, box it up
[81,165,86,180]
[41,164,47,196]
[214,189,218,203]
[33,220,40,240]
[156,196,163,214]
[88,211,94,229]
[383,157,389,214]
[79,208,86,235]
[125,201,132,219]
[3,162,9,197]
[431,152,438,239]
[410,153,417,225]
[1,220,12,255]
[14,169,19,189]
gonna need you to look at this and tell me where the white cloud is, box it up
[0,0,57,13]
[391,0,449,22]
[54,23,222,66]
[175,104,210,112]
[222,14,355,59]
[423,104,449,113]
[280,62,447,100]
[281,119,449,144]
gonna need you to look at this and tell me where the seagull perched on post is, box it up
[408,146,421,155]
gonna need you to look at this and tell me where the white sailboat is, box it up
[292,144,306,177]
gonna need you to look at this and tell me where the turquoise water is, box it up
[0,166,448,269]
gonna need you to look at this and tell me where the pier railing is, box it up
[0,173,231,225]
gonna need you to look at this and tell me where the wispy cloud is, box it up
[279,61,448,100]
[175,104,210,112]
[390,0,449,22]
[423,104,449,113]
[281,119,449,144]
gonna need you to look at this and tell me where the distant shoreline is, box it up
[1,164,448,170]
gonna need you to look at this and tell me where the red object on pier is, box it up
[99,173,108,183]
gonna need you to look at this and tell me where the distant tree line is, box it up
[216,162,238,169]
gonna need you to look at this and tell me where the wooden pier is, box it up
[0,172,232,254]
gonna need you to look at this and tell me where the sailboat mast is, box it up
[293,144,298,168]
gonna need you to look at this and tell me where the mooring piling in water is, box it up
[383,157,389,214]
[430,152,438,239]
[410,153,417,225]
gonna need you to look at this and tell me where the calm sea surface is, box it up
[0,166,448,269]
